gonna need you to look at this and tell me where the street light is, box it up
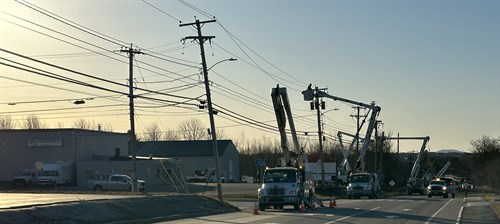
[208,58,237,71]
[203,57,236,202]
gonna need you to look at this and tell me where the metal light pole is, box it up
[202,57,236,202]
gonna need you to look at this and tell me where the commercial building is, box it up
[0,129,240,189]
[136,140,240,183]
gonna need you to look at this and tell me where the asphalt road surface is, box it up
[0,183,497,223]
[163,195,498,224]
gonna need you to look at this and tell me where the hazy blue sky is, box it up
[0,0,498,152]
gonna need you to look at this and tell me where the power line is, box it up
[0,48,200,101]
[15,0,128,47]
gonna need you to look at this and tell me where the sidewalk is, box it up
[460,193,499,224]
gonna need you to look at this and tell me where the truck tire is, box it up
[259,203,266,211]
[294,196,301,210]
[94,185,103,191]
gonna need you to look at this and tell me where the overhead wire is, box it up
[141,0,320,136]
[15,0,128,47]
[6,1,328,140]
[7,3,206,84]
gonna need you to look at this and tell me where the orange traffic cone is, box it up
[329,196,337,208]
[253,202,259,215]
[300,202,306,212]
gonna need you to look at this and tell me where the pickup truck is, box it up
[12,169,39,187]
[89,174,146,192]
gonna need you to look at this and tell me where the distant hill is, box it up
[434,149,465,154]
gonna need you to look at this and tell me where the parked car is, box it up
[12,169,39,187]
[427,180,448,198]
[89,174,146,192]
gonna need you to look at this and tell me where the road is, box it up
[0,183,497,223]
[162,195,479,224]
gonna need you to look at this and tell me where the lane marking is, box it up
[425,199,453,224]
[325,207,380,223]
[456,206,464,224]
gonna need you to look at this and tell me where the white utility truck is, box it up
[258,86,322,211]
[37,163,72,185]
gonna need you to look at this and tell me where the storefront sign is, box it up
[27,139,63,147]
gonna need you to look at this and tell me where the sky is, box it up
[0,0,498,153]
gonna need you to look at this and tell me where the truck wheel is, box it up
[94,185,103,191]
[259,203,266,211]
[294,196,301,210]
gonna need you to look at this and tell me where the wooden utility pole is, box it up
[121,44,143,192]
[314,86,326,188]
[180,19,223,202]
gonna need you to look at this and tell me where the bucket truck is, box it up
[302,86,383,199]
[383,136,430,195]
[337,131,365,185]
[258,86,322,211]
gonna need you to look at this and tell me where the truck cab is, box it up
[258,167,303,211]
[12,169,39,187]
[347,173,380,199]
[427,179,448,198]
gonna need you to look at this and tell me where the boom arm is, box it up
[271,86,305,167]
[383,136,430,180]
[303,87,381,173]
[337,131,367,174]
[434,161,451,179]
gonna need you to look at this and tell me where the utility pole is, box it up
[350,106,365,170]
[121,44,143,193]
[375,120,383,173]
[180,19,223,202]
[314,86,326,188]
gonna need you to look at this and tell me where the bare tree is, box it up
[73,119,94,130]
[470,135,500,188]
[0,115,16,129]
[177,118,208,140]
[215,128,227,140]
[56,121,65,128]
[163,129,180,140]
[143,123,162,141]
[23,114,48,129]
